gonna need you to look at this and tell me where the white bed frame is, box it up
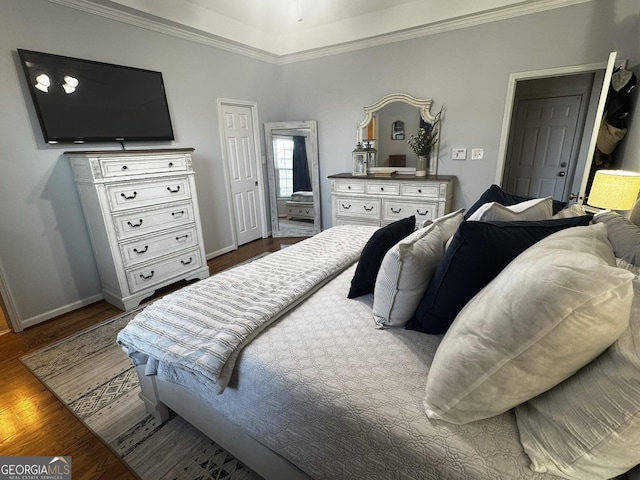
[136,364,311,480]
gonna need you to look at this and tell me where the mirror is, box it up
[265,120,321,237]
[357,93,440,174]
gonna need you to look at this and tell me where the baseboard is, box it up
[206,245,236,260]
[18,293,104,331]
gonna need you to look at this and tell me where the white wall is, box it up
[1,0,638,329]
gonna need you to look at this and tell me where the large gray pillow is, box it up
[593,210,640,265]
[516,260,640,480]
[423,224,634,425]
[467,196,553,222]
[372,210,464,328]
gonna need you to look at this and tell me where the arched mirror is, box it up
[265,120,321,237]
[357,93,440,174]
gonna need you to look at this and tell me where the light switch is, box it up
[471,148,484,160]
[452,148,466,160]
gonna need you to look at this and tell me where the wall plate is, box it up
[452,148,466,160]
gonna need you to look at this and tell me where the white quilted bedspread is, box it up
[165,263,562,480]
[117,224,378,394]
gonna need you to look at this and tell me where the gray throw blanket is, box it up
[117,224,378,393]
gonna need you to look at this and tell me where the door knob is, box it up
[558,171,566,177]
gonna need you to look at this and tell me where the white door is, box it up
[577,51,618,205]
[220,103,264,245]
[504,95,583,200]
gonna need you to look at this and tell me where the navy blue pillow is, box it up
[464,184,567,219]
[406,215,593,334]
[347,216,416,298]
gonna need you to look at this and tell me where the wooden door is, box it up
[220,103,264,245]
[504,95,583,200]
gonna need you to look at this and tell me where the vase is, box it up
[416,155,428,177]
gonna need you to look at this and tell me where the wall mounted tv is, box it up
[18,49,175,144]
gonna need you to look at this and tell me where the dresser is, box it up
[67,148,210,310]
[329,173,455,226]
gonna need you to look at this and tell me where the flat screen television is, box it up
[18,49,175,144]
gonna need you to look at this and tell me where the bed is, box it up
[117,186,640,480]
[286,191,315,220]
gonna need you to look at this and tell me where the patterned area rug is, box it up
[20,306,264,480]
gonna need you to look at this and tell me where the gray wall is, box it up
[1,0,638,328]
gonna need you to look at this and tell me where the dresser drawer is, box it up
[335,197,380,218]
[114,202,195,240]
[99,155,189,178]
[366,181,400,196]
[400,183,441,198]
[107,176,191,211]
[383,200,437,222]
[119,225,199,267]
[333,181,365,194]
[126,248,203,293]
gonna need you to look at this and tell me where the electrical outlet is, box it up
[471,148,484,160]
[452,148,466,160]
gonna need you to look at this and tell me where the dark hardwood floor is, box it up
[0,236,306,480]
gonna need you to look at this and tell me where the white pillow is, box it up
[516,260,640,480]
[551,203,589,219]
[372,209,464,328]
[423,224,634,425]
[467,196,553,222]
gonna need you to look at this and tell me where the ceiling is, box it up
[50,0,591,63]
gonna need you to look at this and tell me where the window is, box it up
[274,137,294,198]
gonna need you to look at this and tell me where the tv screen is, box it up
[18,49,175,144]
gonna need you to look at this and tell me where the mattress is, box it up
[157,263,560,480]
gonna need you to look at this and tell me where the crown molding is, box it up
[46,0,592,66]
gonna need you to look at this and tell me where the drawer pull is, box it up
[176,234,189,241]
[348,186,351,190]
[121,165,128,170]
[181,257,194,266]
[133,245,149,254]
[139,270,155,280]
[172,210,185,217]
[341,204,352,210]
[380,187,384,191]
[418,189,422,193]
[416,209,429,216]
[121,191,137,200]
[363,205,374,212]
[167,186,181,193]
[127,219,143,228]
[168,162,174,167]
[391,207,402,214]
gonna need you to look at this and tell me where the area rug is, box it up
[20,282,268,479]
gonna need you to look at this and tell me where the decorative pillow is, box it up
[423,224,634,425]
[407,215,593,335]
[467,197,553,222]
[372,210,464,328]
[347,216,415,298]
[551,203,589,219]
[593,210,640,265]
[516,260,640,480]
[465,184,567,219]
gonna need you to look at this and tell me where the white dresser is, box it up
[329,173,455,226]
[67,148,210,310]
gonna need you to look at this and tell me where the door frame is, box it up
[0,262,20,332]
[495,57,618,203]
[216,98,268,249]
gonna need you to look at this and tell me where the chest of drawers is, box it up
[67,148,210,310]
[329,173,455,227]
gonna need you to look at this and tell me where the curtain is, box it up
[292,136,312,192]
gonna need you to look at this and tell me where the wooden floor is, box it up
[0,236,306,480]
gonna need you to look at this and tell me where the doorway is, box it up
[496,53,619,206]
[217,99,267,247]
[503,74,594,203]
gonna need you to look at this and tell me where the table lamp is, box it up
[587,170,640,215]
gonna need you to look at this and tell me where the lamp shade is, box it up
[587,170,640,210]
